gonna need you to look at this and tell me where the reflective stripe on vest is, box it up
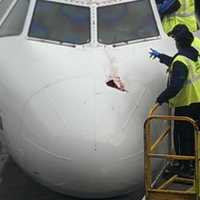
[169,55,200,107]
[162,0,197,33]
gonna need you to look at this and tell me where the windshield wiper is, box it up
[59,41,76,48]
[112,40,129,47]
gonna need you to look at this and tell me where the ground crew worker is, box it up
[168,24,200,53]
[149,26,200,177]
[156,0,181,21]
[156,0,198,34]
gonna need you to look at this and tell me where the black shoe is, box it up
[178,165,194,178]
[163,161,182,176]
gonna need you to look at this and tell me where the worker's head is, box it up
[168,24,194,50]
[168,24,190,37]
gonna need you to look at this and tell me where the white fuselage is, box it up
[0,0,179,198]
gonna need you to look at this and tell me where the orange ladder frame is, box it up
[144,104,200,200]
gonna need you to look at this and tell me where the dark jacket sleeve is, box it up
[159,54,173,67]
[156,0,163,4]
[157,0,181,19]
[156,61,188,104]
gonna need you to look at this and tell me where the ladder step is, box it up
[148,153,195,160]
[158,175,178,189]
[148,189,196,200]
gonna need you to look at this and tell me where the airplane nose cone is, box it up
[19,78,144,198]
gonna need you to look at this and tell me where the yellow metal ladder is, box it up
[144,104,200,200]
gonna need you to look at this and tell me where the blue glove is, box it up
[149,48,160,59]
[158,0,176,14]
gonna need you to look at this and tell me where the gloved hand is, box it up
[158,0,173,14]
[149,48,160,59]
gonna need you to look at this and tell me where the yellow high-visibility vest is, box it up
[169,55,200,107]
[192,37,200,53]
[162,0,197,34]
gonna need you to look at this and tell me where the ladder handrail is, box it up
[148,103,160,117]
[146,103,199,130]
[144,104,200,200]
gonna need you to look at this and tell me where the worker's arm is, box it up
[157,0,181,19]
[149,48,174,67]
[156,61,188,104]
[159,54,173,67]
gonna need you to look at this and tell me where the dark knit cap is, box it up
[168,24,194,48]
[168,24,190,37]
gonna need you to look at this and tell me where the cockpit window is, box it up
[97,0,159,44]
[28,0,90,45]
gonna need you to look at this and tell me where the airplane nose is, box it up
[21,78,96,160]
[19,78,144,198]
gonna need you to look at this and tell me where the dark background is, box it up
[195,0,200,21]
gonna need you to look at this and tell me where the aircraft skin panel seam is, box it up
[120,87,147,130]
[24,137,73,161]
[119,151,144,161]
